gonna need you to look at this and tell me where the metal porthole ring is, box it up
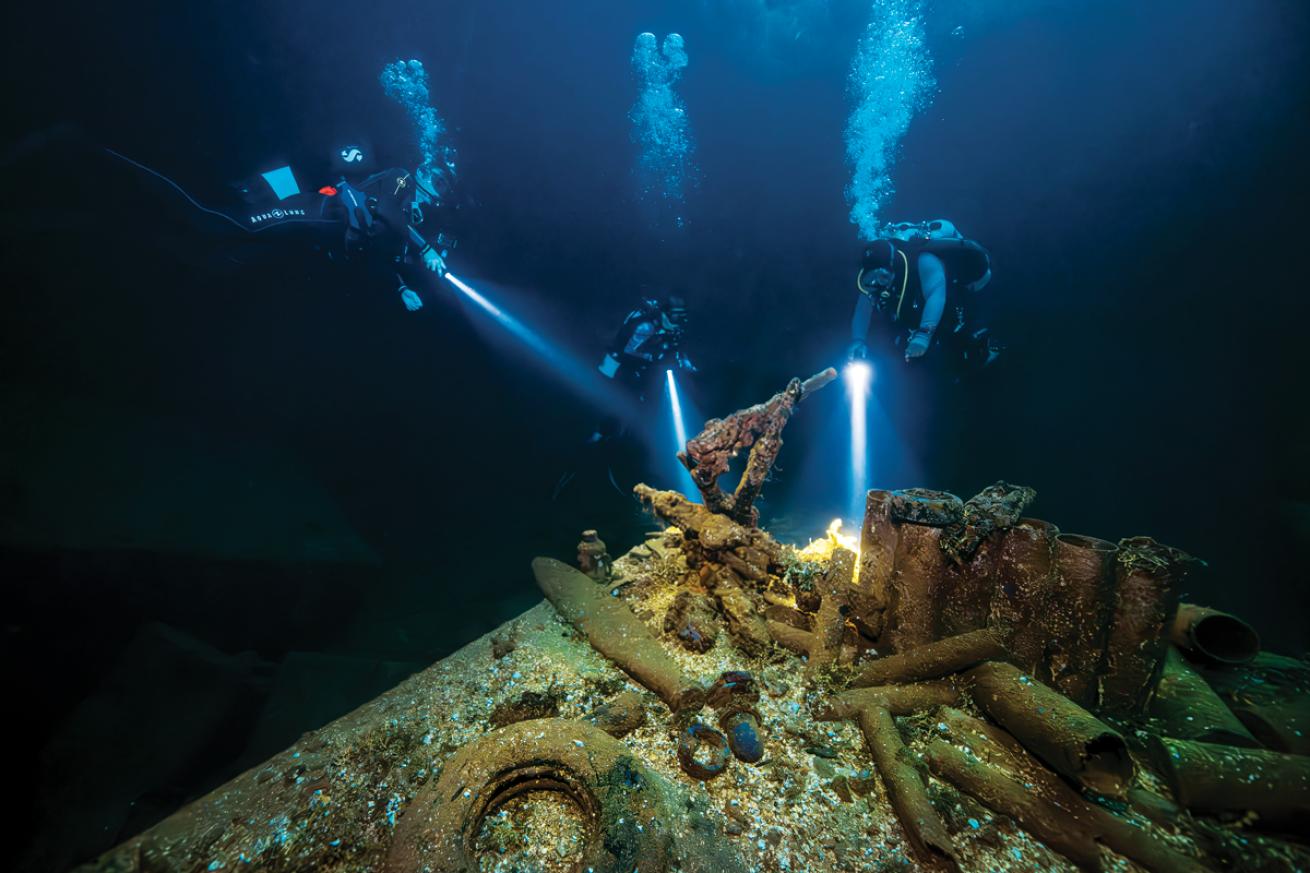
[385,718,673,873]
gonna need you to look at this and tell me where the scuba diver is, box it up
[107,142,458,313]
[848,219,1001,366]
[554,294,696,498]
[233,144,457,312]
[598,294,697,397]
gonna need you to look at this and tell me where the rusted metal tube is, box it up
[1196,651,1310,755]
[1047,533,1119,706]
[1099,537,1194,715]
[929,714,1211,873]
[855,705,959,869]
[925,740,1103,871]
[968,660,1133,798]
[853,489,898,640]
[1169,603,1260,666]
[533,558,705,712]
[806,546,856,676]
[987,518,1057,675]
[885,521,946,653]
[818,681,962,721]
[851,628,1007,688]
[1150,736,1310,830]
[1148,647,1258,747]
[937,534,1003,637]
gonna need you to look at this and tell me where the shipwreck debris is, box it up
[1099,536,1195,714]
[678,368,836,527]
[1170,602,1261,666]
[678,722,732,780]
[533,557,705,712]
[853,702,959,869]
[851,628,1006,688]
[1048,533,1119,706]
[967,660,1134,798]
[1149,646,1259,747]
[577,529,614,582]
[385,718,673,873]
[1150,736,1310,831]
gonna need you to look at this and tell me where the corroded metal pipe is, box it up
[932,708,1211,873]
[818,681,962,720]
[1099,536,1193,715]
[1150,736,1310,830]
[937,533,1003,637]
[805,546,856,676]
[853,489,898,640]
[968,660,1134,798]
[926,740,1103,871]
[884,521,947,653]
[854,705,959,869]
[1148,646,1258,747]
[851,628,1006,688]
[533,558,705,712]
[1169,603,1261,666]
[1048,533,1119,705]
[987,518,1057,675]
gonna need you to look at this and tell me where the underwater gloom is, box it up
[2,0,1308,871]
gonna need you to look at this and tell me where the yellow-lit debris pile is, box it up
[83,372,1310,873]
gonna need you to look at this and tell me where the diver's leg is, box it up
[906,252,946,359]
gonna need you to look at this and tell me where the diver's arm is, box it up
[409,226,447,273]
[848,293,874,360]
[906,252,947,360]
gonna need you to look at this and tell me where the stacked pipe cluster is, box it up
[852,487,1196,714]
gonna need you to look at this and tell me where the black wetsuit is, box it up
[602,301,686,392]
[858,236,991,323]
[323,167,445,291]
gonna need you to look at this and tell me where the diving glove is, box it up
[905,329,932,360]
[423,246,447,274]
[846,339,869,362]
[400,286,423,312]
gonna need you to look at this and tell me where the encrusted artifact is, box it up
[851,628,1006,688]
[967,661,1133,798]
[851,702,959,868]
[1149,646,1259,747]
[1099,536,1195,714]
[940,481,1036,562]
[577,529,613,582]
[931,706,1212,873]
[1198,652,1310,755]
[678,368,836,526]
[385,719,674,873]
[533,557,704,711]
[819,681,962,720]
[678,722,732,780]
[805,545,856,676]
[1170,602,1261,665]
[1047,533,1119,705]
[1150,736,1310,830]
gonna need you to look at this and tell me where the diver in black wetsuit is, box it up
[848,219,1000,366]
[244,145,456,312]
[111,142,457,313]
[318,160,455,312]
[598,294,696,396]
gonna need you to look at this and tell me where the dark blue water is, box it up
[3,1,1307,865]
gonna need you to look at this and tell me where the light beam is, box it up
[442,271,630,415]
[844,360,873,518]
